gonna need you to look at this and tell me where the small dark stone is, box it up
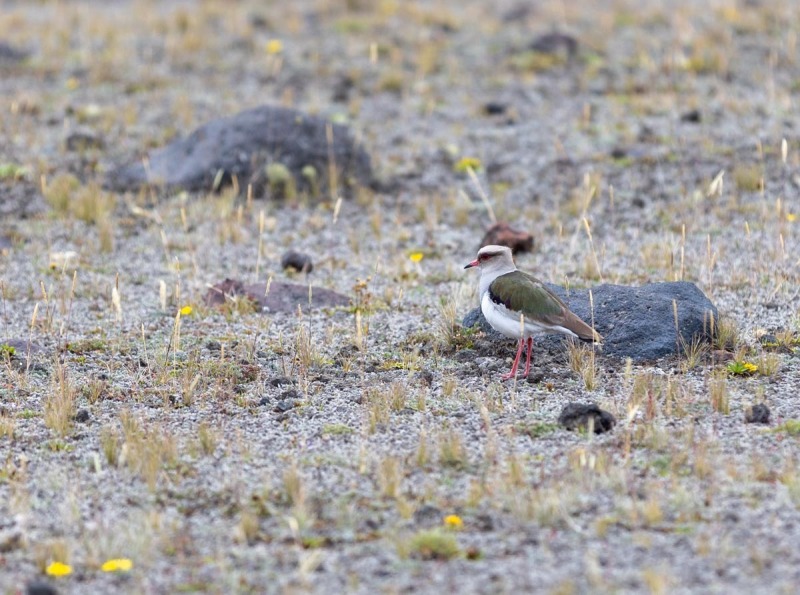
[0,41,29,63]
[280,388,300,400]
[480,222,534,255]
[680,109,702,123]
[610,147,627,160]
[415,369,434,386]
[65,129,105,151]
[281,250,313,274]
[745,403,770,424]
[558,403,616,434]
[26,581,59,595]
[526,372,545,384]
[332,73,356,102]
[475,513,495,531]
[74,408,90,423]
[529,32,578,58]
[632,196,646,208]
[269,376,294,387]
[483,101,508,115]
[206,340,222,351]
[274,399,296,413]
[258,396,270,406]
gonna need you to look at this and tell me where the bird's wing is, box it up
[489,272,601,341]
[488,272,565,318]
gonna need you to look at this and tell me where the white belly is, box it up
[481,292,577,340]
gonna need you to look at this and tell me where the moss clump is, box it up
[409,529,460,561]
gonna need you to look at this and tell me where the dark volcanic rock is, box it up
[74,408,90,423]
[281,250,313,273]
[681,109,702,123]
[106,105,373,198]
[65,129,105,151]
[480,222,534,255]
[558,403,615,434]
[204,278,349,313]
[745,403,770,424]
[274,399,296,413]
[529,32,578,58]
[0,41,29,63]
[0,338,44,356]
[25,581,59,595]
[463,281,718,361]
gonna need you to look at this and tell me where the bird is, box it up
[464,244,602,381]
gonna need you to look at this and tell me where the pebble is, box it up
[558,402,616,434]
[281,250,313,274]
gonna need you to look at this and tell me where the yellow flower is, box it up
[443,514,464,529]
[65,77,79,91]
[409,252,424,263]
[742,362,758,373]
[787,213,797,222]
[265,39,283,55]
[454,157,481,173]
[46,561,72,577]
[179,305,193,316]
[101,558,133,572]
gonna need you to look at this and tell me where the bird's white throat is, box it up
[478,261,516,298]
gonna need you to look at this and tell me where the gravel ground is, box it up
[2,0,800,593]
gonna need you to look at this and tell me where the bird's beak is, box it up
[464,259,479,269]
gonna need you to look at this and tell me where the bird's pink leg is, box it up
[522,336,534,378]
[501,339,525,381]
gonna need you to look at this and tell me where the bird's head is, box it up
[464,245,515,271]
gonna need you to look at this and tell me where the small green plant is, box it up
[726,361,758,376]
[0,344,16,358]
[322,424,354,436]
[407,529,460,560]
[66,338,108,354]
[0,163,29,180]
[517,421,560,439]
[774,420,800,437]
[733,164,762,192]
[265,163,296,200]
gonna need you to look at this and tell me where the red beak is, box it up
[464,259,479,269]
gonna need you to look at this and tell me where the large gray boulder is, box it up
[463,281,718,361]
[106,105,373,198]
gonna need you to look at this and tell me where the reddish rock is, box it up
[480,222,534,255]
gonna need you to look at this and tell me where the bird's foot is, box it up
[500,372,517,381]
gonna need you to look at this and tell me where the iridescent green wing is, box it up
[488,271,566,320]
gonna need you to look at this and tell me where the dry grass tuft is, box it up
[567,341,599,390]
[44,360,77,437]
